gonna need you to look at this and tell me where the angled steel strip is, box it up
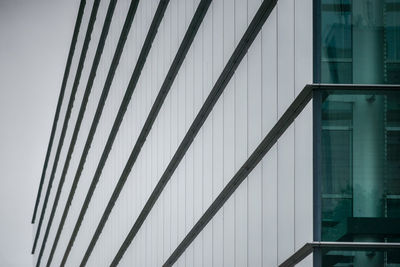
[79,1,171,265]
[31,0,87,225]
[110,0,279,266]
[32,0,101,254]
[164,84,312,266]
[34,1,119,266]
[279,243,314,267]
[56,1,141,266]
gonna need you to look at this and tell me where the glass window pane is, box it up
[319,0,400,84]
[320,89,400,266]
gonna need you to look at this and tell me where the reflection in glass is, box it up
[321,90,400,266]
[320,0,400,84]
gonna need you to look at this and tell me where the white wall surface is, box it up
[31,0,314,266]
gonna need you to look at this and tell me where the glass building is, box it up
[31,0,400,266]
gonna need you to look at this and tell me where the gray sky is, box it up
[0,0,79,265]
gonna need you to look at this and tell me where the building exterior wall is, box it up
[32,0,314,266]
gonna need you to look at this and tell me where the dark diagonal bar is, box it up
[32,0,101,254]
[58,1,141,266]
[111,0,278,265]
[31,0,86,225]
[35,0,118,266]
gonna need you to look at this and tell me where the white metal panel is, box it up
[277,124,295,264]
[294,103,313,267]
[261,5,278,266]
[294,0,313,266]
[202,2,214,266]
[247,1,263,265]
[184,1,195,265]
[222,1,235,266]
[277,0,295,264]
[212,0,224,266]
[40,0,316,266]
[192,10,204,267]
[161,4,173,264]
[277,0,295,117]
[234,0,249,266]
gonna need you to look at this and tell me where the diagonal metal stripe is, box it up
[34,0,119,266]
[79,0,171,265]
[31,0,86,225]
[111,0,277,266]
[57,1,141,266]
[32,0,101,255]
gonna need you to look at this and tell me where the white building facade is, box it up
[31,0,400,266]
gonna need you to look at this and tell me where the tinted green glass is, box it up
[321,90,400,266]
[320,0,400,84]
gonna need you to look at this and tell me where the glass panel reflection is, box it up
[321,90,400,266]
[320,0,400,84]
